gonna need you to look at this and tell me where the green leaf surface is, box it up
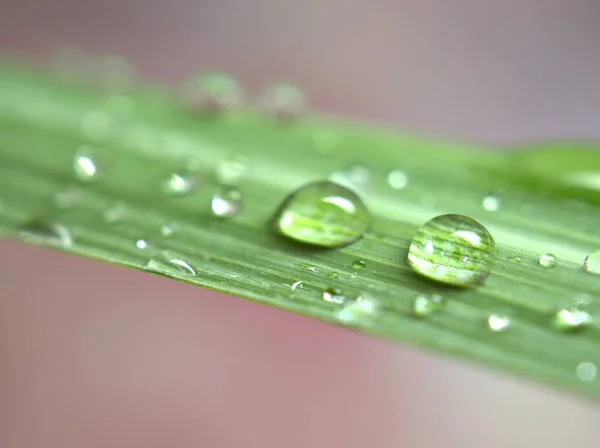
[1,59,600,399]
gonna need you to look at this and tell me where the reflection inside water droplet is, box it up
[538,253,557,268]
[211,187,242,218]
[73,145,109,181]
[584,251,600,275]
[487,313,512,332]
[553,307,592,331]
[146,251,196,277]
[322,287,346,304]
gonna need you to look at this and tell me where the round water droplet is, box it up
[509,256,522,264]
[273,181,371,248]
[135,238,151,250]
[160,222,179,237]
[329,165,372,195]
[258,82,306,119]
[53,186,83,209]
[337,296,379,325]
[73,145,109,181]
[576,362,597,382]
[538,253,557,268]
[103,202,128,223]
[482,195,501,212]
[162,169,202,196]
[211,187,242,218]
[145,251,196,277]
[413,293,446,318]
[583,251,600,275]
[351,259,367,270]
[19,219,73,248]
[408,214,496,287]
[487,313,512,332]
[216,156,248,185]
[322,287,346,304]
[184,72,242,112]
[552,307,592,331]
[387,169,409,190]
[328,272,338,279]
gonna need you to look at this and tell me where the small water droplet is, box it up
[482,195,501,212]
[487,313,512,332]
[53,186,83,209]
[312,130,339,155]
[291,280,304,291]
[509,256,522,264]
[322,287,346,304]
[538,253,557,268]
[328,272,338,279]
[552,307,592,331]
[576,362,597,382]
[19,219,73,248]
[162,168,202,196]
[408,214,496,287]
[329,165,372,195]
[413,293,446,318]
[210,187,242,218]
[135,238,151,250]
[160,222,179,237]
[337,296,379,325]
[387,169,409,190]
[184,72,242,112]
[583,251,600,275]
[73,145,109,181]
[258,83,306,119]
[103,202,128,223]
[274,181,371,248]
[145,251,196,277]
[351,259,367,270]
[216,156,248,185]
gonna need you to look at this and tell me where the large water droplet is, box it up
[337,296,379,325]
[482,195,501,212]
[584,251,600,275]
[408,214,496,287]
[73,145,109,181]
[184,72,242,112]
[538,253,557,268]
[487,313,512,332]
[329,165,372,195]
[19,219,74,248]
[258,83,306,119]
[552,307,592,331]
[576,362,597,382]
[387,169,409,190]
[322,287,346,304]
[273,181,371,248]
[412,293,446,318]
[211,187,242,218]
[145,251,196,277]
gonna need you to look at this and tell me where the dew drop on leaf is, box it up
[407,214,496,287]
[183,72,242,113]
[538,253,557,268]
[387,169,409,190]
[211,187,242,218]
[322,287,346,304]
[160,222,179,237]
[337,296,379,325]
[19,219,73,248]
[291,280,304,291]
[73,145,109,181]
[576,362,597,382]
[351,259,367,270]
[328,272,338,279]
[412,293,446,318]
[583,251,600,275]
[552,307,592,331]
[162,169,202,196]
[273,181,371,248]
[145,251,196,277]
[482,195,501,211]
[258,82,306,120]
[135,238,151,250]
[487,313,512,332]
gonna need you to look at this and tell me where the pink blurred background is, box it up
[1,1,600,447]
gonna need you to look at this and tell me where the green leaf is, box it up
[1,58,600,399]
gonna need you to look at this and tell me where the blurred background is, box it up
[1,1,600,447]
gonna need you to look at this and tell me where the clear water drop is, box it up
[351,259,367,270]
[387,169,409,190]
[552,307,592,331]
[135,238,151,250]
[160,222,179,237]
[576,362,597,382]
[273,181,371,248]
[216,156,248,185]
[337,296,379,325]
[184,72,242,112]
[482,195,501,211]
[73,145,109,181]
[329,165,372,195]
[103,202,128,223]
[211,187,242,218]
[53,186,83,209]
[408,214,496,287]
[487,313,512,332]
[583,251,600,275]
[538,253,557,268]
[328,272,338,279]
[509,256,522,264]
[145,251,196,277]
[322,287,346,304]
[413,293,446,318]
[258,82,306,119]
[19,219,73,248]
[162,168,202,196]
